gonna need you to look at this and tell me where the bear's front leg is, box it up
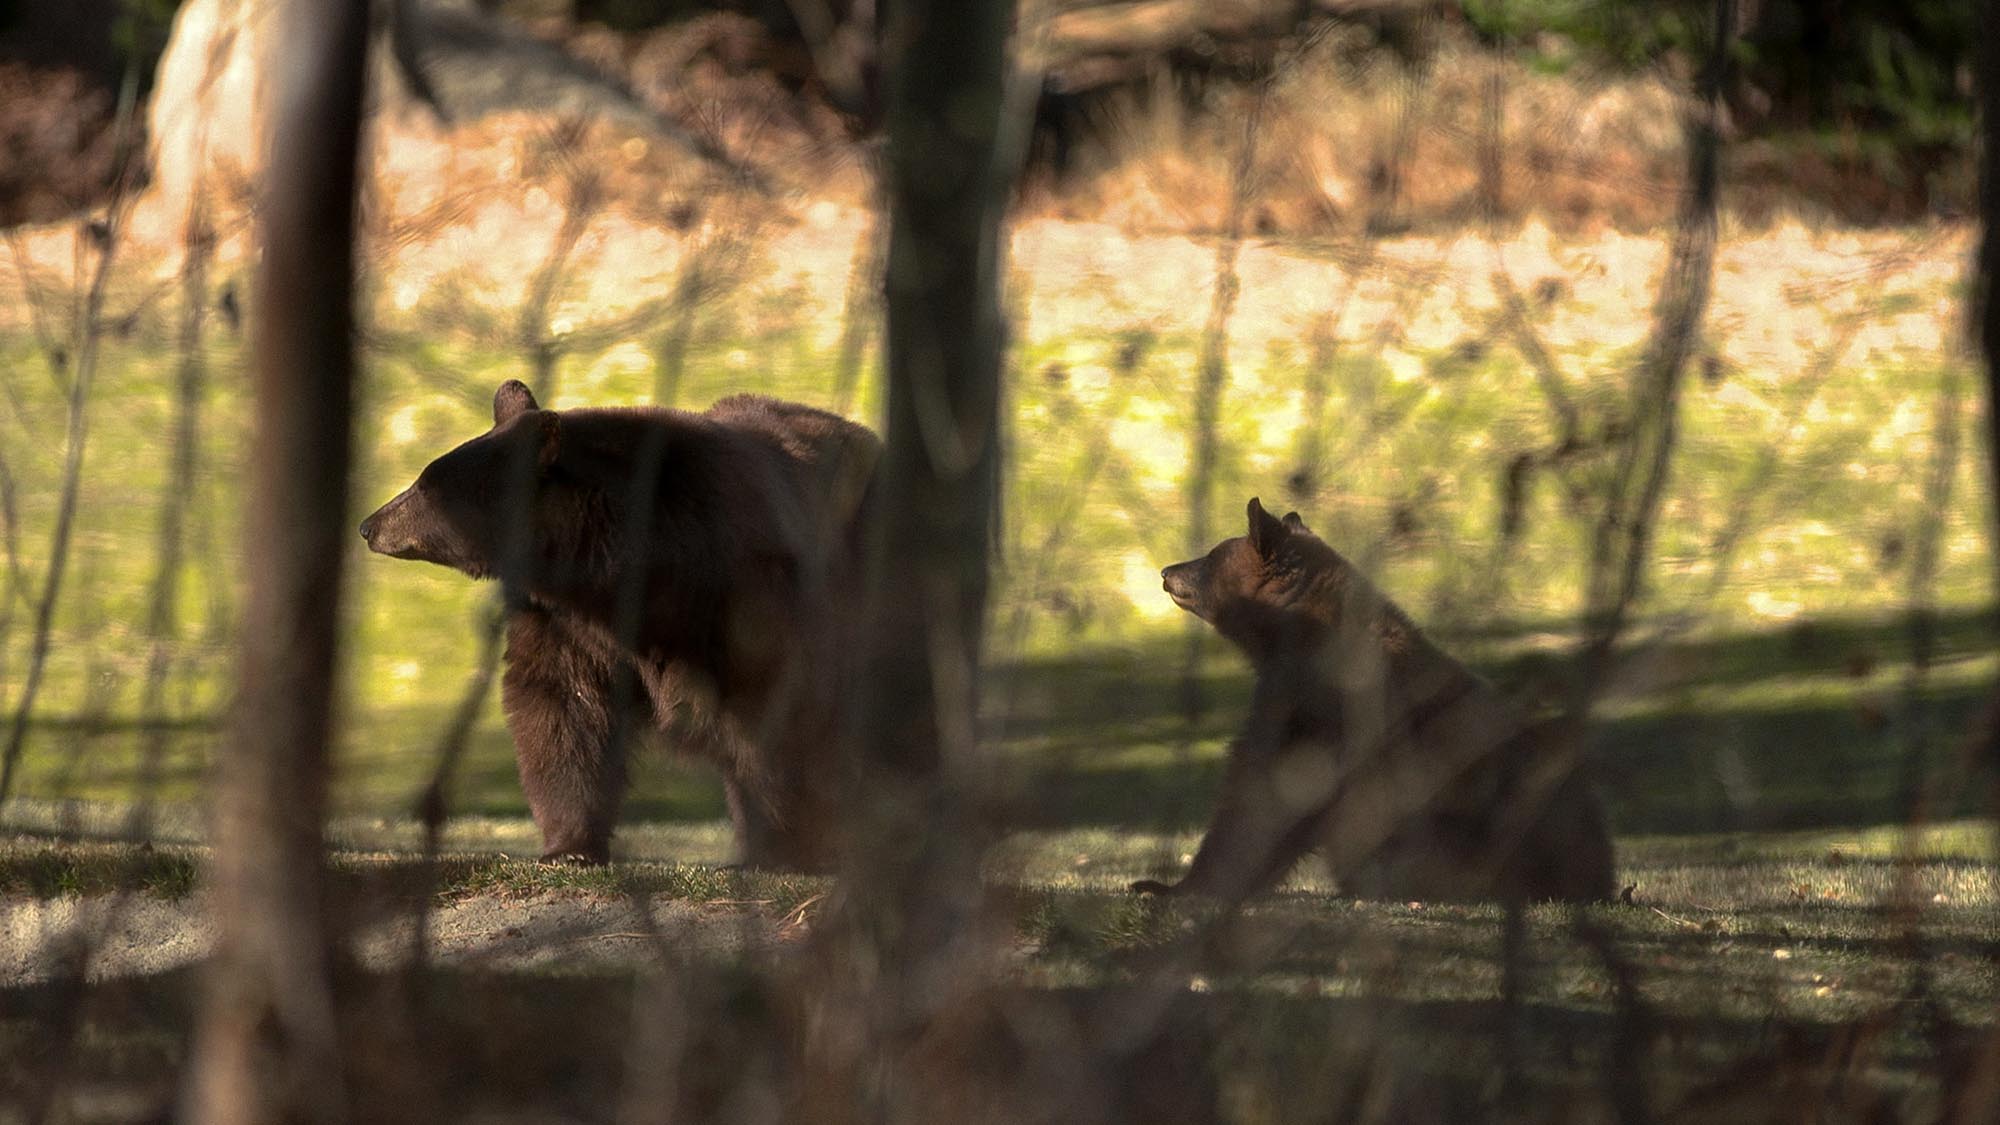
[1131,748,1329,901]
[501,608,629,864]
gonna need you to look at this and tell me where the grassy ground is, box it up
[0,813,1993,1119]
[0,215,1987,828]
[3,608,1994,848]
[0,201,1995,1117]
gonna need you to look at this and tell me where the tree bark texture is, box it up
[828,0,1016,1117]
[854,0,1013,816]
[183,1,371,1121]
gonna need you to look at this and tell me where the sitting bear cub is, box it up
[1134,498,1615,904]
[360,380,877,868]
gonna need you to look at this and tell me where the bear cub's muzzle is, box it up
[1161,560,1205,615]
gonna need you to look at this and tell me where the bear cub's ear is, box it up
[494,379,541,425]
[1247,497,1290,557]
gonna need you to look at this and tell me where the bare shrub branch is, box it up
[0,103,143,806]
[1571,0,1735,709]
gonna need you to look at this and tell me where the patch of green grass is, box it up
[5,223,1993,814]
[1,222,1993,1102]
[0,840,200,900]
[4,173,1996,1123]
[1622,818,1998,866]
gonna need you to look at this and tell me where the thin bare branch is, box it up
[130,191,217,840]
[1571,0,1735,709]
[1177,63,1272,743]
[832,200,886,414]
[1896,366,1965,816]
[0,139,143,806]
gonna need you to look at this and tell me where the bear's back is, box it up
[704,394,880,545]
[1272,537,1522,793]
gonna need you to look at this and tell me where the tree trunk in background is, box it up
[854,0,1011,861]
[182,1,371,1121]
[1966,4,2000,1116]
[1980,0,2000,611]
[827,0,1015,1116]
[1968,0,2000,868]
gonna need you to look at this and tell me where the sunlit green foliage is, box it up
[0,221,1986,847]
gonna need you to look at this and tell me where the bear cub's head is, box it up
[1161,498,1329,657]
[359,380,562,582]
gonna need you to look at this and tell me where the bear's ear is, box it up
[534,410,562,471]
[494,380,540,426]
[1247,497,1288,557]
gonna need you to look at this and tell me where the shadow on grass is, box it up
[7,607,1997,841]
[1002,680,1994,836]
[996,606,2000,838]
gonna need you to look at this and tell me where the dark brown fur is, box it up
[360,381,877,867]
[1134,499,1615,904]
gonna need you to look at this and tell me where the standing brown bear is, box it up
[360,380,878,868]
[1133,499,1615,904]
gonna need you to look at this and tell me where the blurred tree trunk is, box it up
[826,0,1015,1116]
[182,1,371,1121]
[1978,0,2000,859]
[1981,0,2000,606]
[1968,5,2000,1116]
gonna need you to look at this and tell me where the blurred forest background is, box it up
[0,0,1997,1121]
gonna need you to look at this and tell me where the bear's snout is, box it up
[359,494,402,551]
[1160,561,1203,614]
[359,487,427,559]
